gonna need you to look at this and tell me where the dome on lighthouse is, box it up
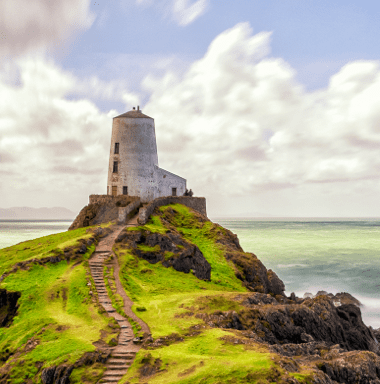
[114,107,152,119]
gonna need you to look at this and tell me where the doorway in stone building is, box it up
[112,186,117,196]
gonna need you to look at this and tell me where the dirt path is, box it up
[89,218,150,384]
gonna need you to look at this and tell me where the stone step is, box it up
[103,370,127,376]
[106,364,131,370]
[107,359,131,364]
[111,354,135,359]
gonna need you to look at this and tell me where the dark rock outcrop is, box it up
[116,229,211,281]
[319,350,380,383]
[158,206,286,297]
[40,351,109,384]
[41,365,73,384]
[272,342,380,384]
[0,289,21,327]
[205,294,379,356]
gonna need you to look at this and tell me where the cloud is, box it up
[135,0,209,26]
[2,21,380,216]
[0,0,94,56]
[172,0,209,26]
[142,22,380,205]
[0,57,137,209]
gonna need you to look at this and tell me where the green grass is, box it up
[137,244,161,252]
[115,205,319,383]
[114,206,248,338]
[0,228,119,382]
[0,226,93,277]
[70,364,106,384]
[121,328,276,384]
[103,261,141,336]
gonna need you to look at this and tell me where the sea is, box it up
[1,218,379,329]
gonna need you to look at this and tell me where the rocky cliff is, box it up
[114,204,380,384]
[1,202,379,384]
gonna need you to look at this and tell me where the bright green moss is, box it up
[0,227,93,276]
[137,244,161,252]
[0,229,118,382]
[121,328,276,384]
[114,204,247,338]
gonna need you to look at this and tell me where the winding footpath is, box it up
[89,217,150,384]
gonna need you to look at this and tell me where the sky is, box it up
[1,0,380,217]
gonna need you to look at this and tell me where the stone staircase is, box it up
[89,224,142,384]
[100,351,136,383]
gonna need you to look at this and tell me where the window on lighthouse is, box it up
[123,186,128,195]
[172,188,177,196]
[114,142,119,154]
[113,161,118,173]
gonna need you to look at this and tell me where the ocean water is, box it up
[215,218,380,329]
[0,221,72,250]
[1,218,379,328]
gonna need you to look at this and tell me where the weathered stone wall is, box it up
[69,195,140,230]
[89,194,139,206]
[118,199,141,224]
[138,196,207,225]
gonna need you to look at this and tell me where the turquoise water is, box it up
[0,221,72,250]
[1,219,379,328]
[215,218,380,328]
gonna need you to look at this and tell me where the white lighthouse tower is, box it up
[107,107,186,202]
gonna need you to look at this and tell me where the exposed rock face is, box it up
[159,206,286,297]
[223,295,378,354]
[116,229,211,281]
[0,289,20,327]
[41,365,73,384]
[303,291,363,307]
[272,342,380,384]
[40,351,109,384]
[69,196,139,230]
[319,350,380,384]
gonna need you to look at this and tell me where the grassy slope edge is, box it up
[0,225,118,384]
[115,204,314,384]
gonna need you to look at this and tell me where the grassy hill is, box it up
[0,225,119,383]
[111,204,314,384]
[1,203,374,383]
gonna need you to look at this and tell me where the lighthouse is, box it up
[107,106,186,202]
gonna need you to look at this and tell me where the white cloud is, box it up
[0,58,139,210]
[0,0,94,56]
[2,22,380,216]
[135,0,209,26]
[141,22,380,214]
[172,0,209,26]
